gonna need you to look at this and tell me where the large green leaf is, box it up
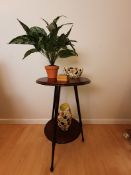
[42,18,49,26]
[27,27,47,51]
[57,34,69,48]
[41,32,58,52]
[58,49,77,58]
[29,26,47,36]
[23,48,38,59]
[9,35,33,44]
[47,22,57,32]
[37,36,47,50]
[66,25,73,37]
[69,41,78,55]
[47,17,68,33]
[57,23,73,31]
[53,15,66,24]
[17,19,30,34]
[70,40,77,42]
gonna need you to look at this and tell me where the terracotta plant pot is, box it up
[45,65,59,79]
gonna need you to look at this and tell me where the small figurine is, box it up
[57,103,72,131]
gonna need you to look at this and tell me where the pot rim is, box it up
[45,65,59,70]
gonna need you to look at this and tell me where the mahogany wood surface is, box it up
[44,119,81,144]
[36,77,91,86]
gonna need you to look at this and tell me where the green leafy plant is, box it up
[9,16,78,65]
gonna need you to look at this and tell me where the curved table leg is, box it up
[50,86,61,172]
[74,85,84,142]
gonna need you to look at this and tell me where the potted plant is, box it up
[9,16,78,78]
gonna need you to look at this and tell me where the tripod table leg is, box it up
[74,85,84,142]
[51,86,57,120]
[50,86,61,172]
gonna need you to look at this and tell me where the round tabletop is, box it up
[36,77,91,86]
[44,118,81,144]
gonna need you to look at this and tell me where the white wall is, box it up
[0,0,131,123]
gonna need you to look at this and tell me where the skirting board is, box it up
[0,118,131,124]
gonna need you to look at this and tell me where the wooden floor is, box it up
[0,124,131,175]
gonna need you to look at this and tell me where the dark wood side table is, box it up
[36,77,91,171]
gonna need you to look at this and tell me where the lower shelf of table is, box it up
[44,118,81,144]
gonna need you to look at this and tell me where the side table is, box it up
[36,77,91,171]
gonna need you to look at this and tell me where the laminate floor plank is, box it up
[0,124,131,175]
